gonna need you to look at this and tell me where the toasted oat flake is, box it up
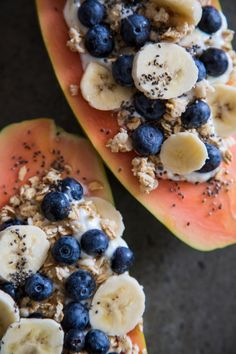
[69,84,79,96]
[132,157,158,193]
[18,165,27,181]
[107,128,133,153]
[88,180,104,192]
[67,27,85,53]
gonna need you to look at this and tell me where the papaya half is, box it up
[36,0,236,251]
[0,118,146,353]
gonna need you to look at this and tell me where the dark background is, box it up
[0,1,236,353]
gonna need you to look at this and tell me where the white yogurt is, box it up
[156,167,220,184]
[105,238,128,259]
[64,0,87,33]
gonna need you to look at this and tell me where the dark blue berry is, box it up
[181,100,211,129]
[60,177,84,201]
[62,302,89,331]
[51,236,81,265]
[198,6,222,34]
[65,270,96,301]
[81,229,109,256]
[85,329,110,354]
[194,59,207,82]
[112,55,134,87]
[25,273,53,301]
[120,14,150,47]
[111,247,134,274]
[78,0,105,28]
[85,25,114,57]
[0,282,21,302]
[0,219,26,232]
[64,329,85,351]
[132,124,164,156]
[200,48,229,77]
[28,312,44,318]
[41,191,70,221]
[197,143,222,173]
[134,92,166,121]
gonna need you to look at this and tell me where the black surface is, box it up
[0,1,236,353]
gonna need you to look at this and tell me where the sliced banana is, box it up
[89,274,145,336]
[0,290,20,338]
[151,0,202,26]
[1,318,64,354]
[132,43,198,100]
[160,132,208,175]
[206,84,236,138]
[86,197,125,238]
[0,226,50,285]
[80,62,134,111]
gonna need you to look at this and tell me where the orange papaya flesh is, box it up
[36,0,236,251]
[0,118,146,352]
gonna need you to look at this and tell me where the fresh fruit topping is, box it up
[181,100,211,128]
[85,197,125,238]
[62,302,89,331]
[194,58,207,82]
[0,282,21,302]
[0,319,64,354]
[0,226,50,285]
[80,62,134,111]
[132,43,198,99]
[111,247,134,274]
[133,92,166,121]
[200,48,229,77]
[120,14,150,47]
[25,273,53,301]
[0,290,20,338]
[78,0,105,28]
[89,274,145,336]
[60,177,84,201]
[198,6,222,34]
[206,84,236,137]
[85,24,114,57]
[84,329,110,354]
[51,236,81,265]
[65,269,96,301]
[64,329,85,352]
[112,55,134,87]
[0,218,26,231]
[81,229,109,256]
[160,132,208,175]
[41,191,71,221]
[197,143,222,173]
[132,124,164,156]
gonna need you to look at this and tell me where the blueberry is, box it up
[0,282,21,302]
[64,329,85,351]
[41,191,70,221]
[120,14,150,47]
[85,25,114,57]
[51,236,81,265]
[65,270,96,301]
[134,92,166,121]
[200,48,229,77]
[25,273,53,301]
[112,55,134,87]
[85,329,110,354]
[181,100,211,129]
[132,124,164,156]
[28,312,44,318]
[194,59,207,82]
[60,177,84,201]
[197,143,222,173]
[78,0,105,28]
[81,229,109,256]
[62,302,89,331]
[198,6,222,34]
[0,218,26,231]
[111,247,134,274]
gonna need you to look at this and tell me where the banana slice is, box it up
[132,43,198,100]
[151,0,202,26]
[80,62,134,111]
[85,197,125,238]
[89,274,145,336]
[206,84,236,138]
[1,318,64,354]
[0,290,20,338]
[0,226,50,285]
[160,132,208,174]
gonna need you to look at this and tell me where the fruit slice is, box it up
[0,119,146,351]
[0,290,20,338]
[36,0,236,251]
